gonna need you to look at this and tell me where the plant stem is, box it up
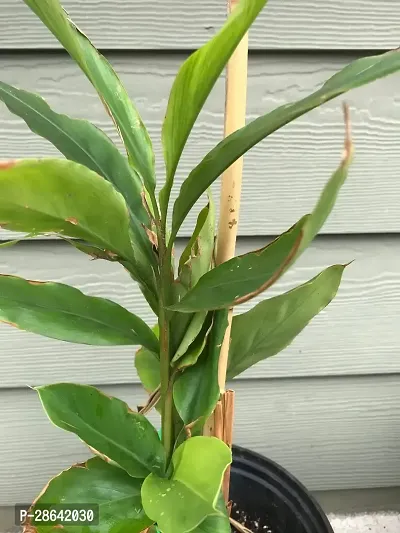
[158,240,175,462]
[149,190,175,462]
[159,294,174,461]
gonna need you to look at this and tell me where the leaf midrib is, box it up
[59,405,153,475]
[192,250,291,294]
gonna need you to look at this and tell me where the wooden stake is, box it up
[216,0,249,392]
[209,0,249,505]
[213,400,224,440]
[221,389,235,501]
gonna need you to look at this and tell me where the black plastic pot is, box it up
[230,446,333,533]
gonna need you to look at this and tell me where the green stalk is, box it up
[150,190,175,462]
[158,277,174,461]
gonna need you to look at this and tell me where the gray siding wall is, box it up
[1,0,400,505]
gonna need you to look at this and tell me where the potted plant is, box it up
[1,1,400,532]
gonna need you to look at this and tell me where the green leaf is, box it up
[160,0,267,216]
[174,316,213,370]
[27,457,153,533]
[174,310,228,424]
[179,193,216,290]
[280,128,353,273]
[171,48,400,237]
[0,274,159,350]
[23,0,155,191]
[36,383,166,478]
[296,146,352,260]
[141,437,232,533]
[169,194,215,354]
[192,494,231,533]
[228,264,346,379]
[0,84,158,292]
[172,311,208,363]
[179,207,209,270]
[0,79,159,300]
[23,0,83,61]
[0,81,147,222]
[171,133,352,315]
[135,347,160,393]
[135,324,160,396]
[0,159,135,263]
[170,219,305,313]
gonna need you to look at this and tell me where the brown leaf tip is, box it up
[0,159,17,170]
[143,225,158,248]
[66,217,78,225]
[342,102,354,161]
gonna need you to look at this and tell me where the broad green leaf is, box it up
[174,310,228,424]
[141,437,232,533]
[171,48,400,237]
[27,458,153,533]
[0,159,135,263]
[0,83,158,293]
[179,193,216,290]
[0,81,147,222]
[0,274,159,350]
[135,347,160,393]
[23,0,155,191]
[172,311,208,363]
[228,265,346,379]
[160,0,267,216]
[170,219,306,313]
[36,384,166,478]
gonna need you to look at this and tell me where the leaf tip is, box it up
[343,259,355,268]
[341,102,354,163]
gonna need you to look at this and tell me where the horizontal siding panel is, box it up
[1,0,399,50]
[0,235,399,388]
[0,54,400,237]
[2,376,400,503]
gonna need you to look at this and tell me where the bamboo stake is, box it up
[216,0,249,392]
[212,0,249,504]
[221,389,235,502]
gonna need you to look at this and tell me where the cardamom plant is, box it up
[0,1,399,532]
